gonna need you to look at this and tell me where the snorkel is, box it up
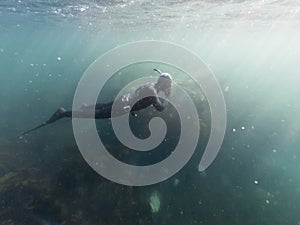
[153,68,162,75]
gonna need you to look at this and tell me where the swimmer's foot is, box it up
[46,107,66,123]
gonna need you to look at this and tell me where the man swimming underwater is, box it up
[21,69,173,135]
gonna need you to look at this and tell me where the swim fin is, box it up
[20,122,48,136]
[20,107,66,136]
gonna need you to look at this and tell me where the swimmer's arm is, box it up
[153,96,168,112]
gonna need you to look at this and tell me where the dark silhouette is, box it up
[21,69,173,136]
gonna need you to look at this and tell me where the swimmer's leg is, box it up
[48,99,137,122]
[80,103,111,110]
[48,101,115,124]
[47,107,104,123]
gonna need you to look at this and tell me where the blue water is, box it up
[1,0,300,224]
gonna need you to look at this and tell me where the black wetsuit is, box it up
[59,83,168,120]
[21,82,169,136]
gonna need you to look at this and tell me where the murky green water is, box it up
[1,1,300,224]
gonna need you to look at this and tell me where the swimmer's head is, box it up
[153,69,173,97]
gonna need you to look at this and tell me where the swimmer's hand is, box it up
[164,88,171,97]
[159,97,168,105]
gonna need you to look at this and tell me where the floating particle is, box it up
[149,192,160,213]
[29,80,33,83]
[123,105,130,112]
[241,126,245,130]
[254,180,258,184]
[232,128,236,132]
[272,149,277,153]
[173,178,180,187]
[265,199,270,204]
[57,56,61,61]
[80,7,87,12]
[224,86,229,92]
